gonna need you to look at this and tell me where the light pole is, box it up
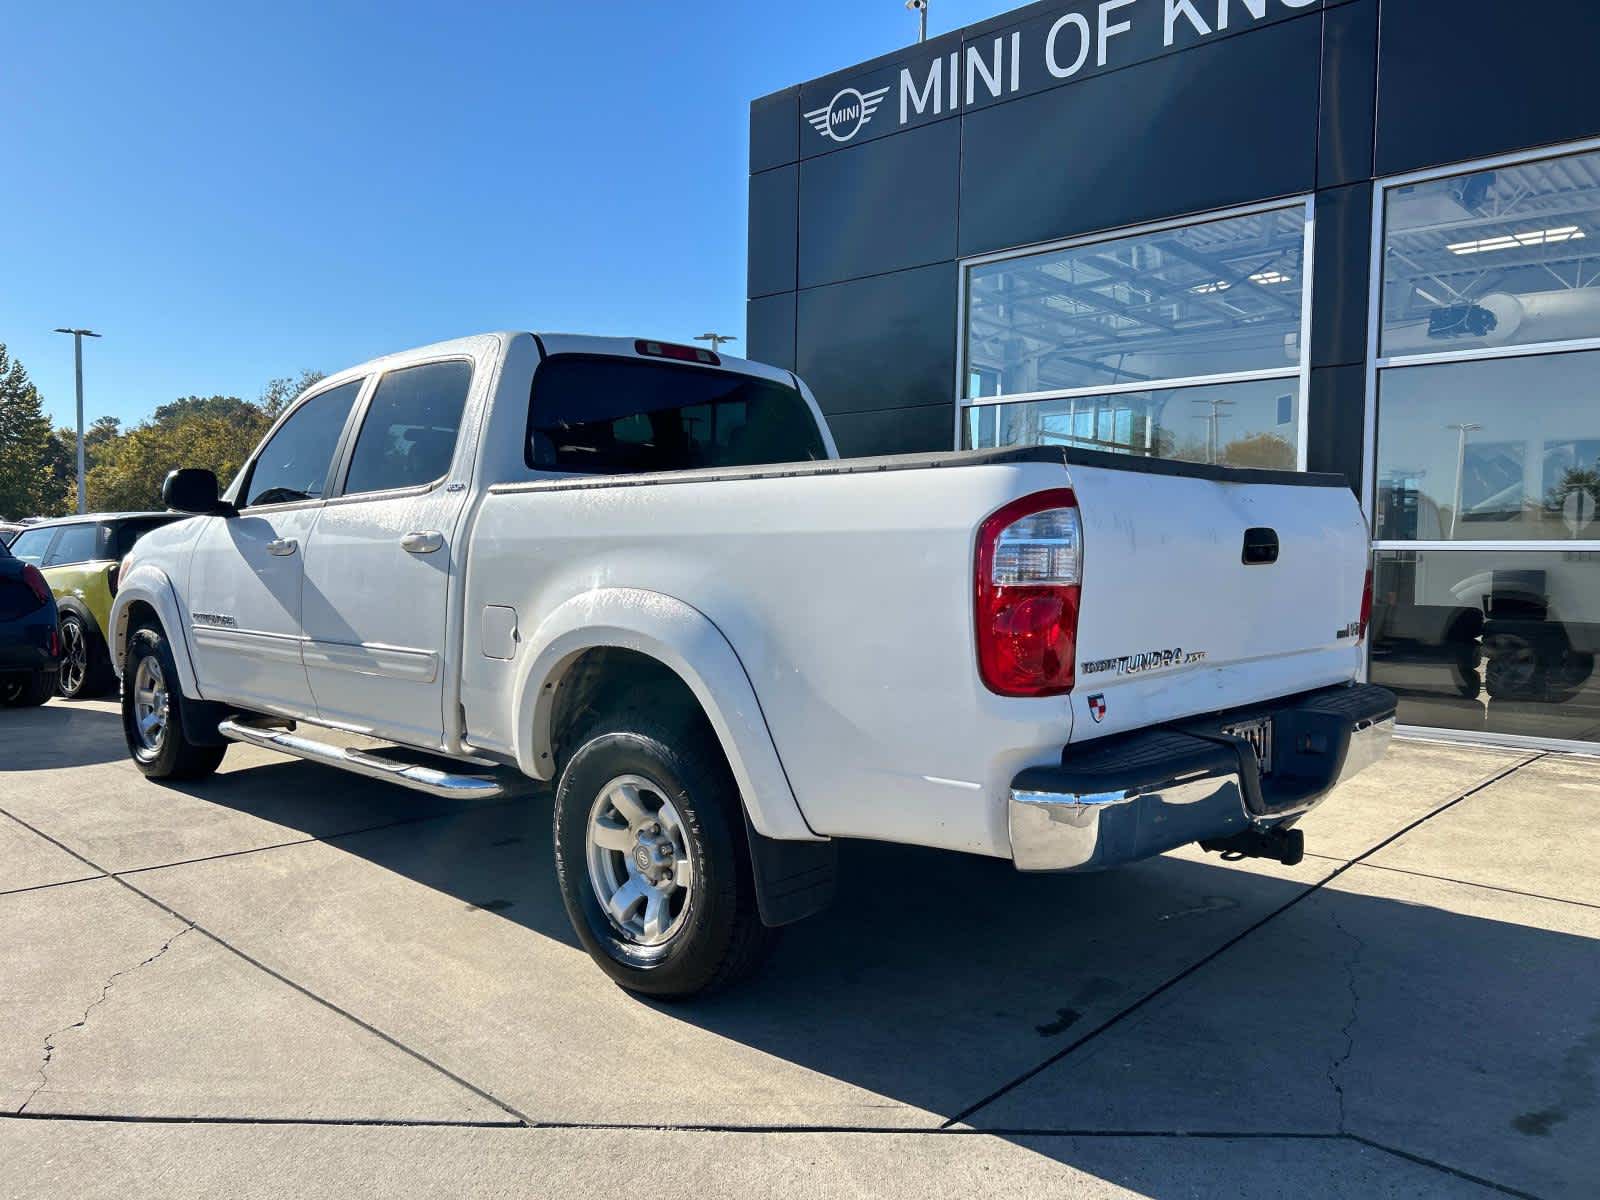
[1446,422,1482,539]
[906,0,928,43]
[1191,395,1235,464]
[694,332,737,355]
[53,327,102,514]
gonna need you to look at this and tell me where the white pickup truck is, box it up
[110,332,1394,996]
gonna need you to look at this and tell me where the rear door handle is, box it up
[401,530,444,555]
[266,538,298,557]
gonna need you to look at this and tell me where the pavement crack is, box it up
[1325,907,1364,1133]
[16,923,194,1115]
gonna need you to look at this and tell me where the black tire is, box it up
[553,713,774,998]
[56,611,115,700]
[1,670,56,708]
[121,624,227,780]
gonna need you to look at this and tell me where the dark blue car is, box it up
[0,539,60,707]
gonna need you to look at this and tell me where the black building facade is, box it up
[748,0,1600,748]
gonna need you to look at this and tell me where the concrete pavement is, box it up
[1,698,1595,1198]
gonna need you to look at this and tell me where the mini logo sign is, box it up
[1088,693,1107,723]
[804,85,890,143]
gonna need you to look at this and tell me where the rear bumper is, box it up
[0,620,59,674]
[1008,683,1396,872]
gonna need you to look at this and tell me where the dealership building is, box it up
[746,0,1600,750]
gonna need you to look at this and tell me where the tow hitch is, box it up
[1200,825,1305,867]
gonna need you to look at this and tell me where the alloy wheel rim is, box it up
[584,774,695,948]
[60,621,86,694]
[131,655,169,753]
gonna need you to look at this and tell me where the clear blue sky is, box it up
[3,1,1007,429]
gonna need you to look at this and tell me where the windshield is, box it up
[527,355,828,475]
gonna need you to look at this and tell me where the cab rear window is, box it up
[526,355,827,475]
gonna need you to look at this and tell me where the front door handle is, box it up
[266,538,298,557]
[401,530,444,555]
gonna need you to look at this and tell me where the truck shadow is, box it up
[166,754,1596,1197]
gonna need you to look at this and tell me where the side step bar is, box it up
[216,719,509,799]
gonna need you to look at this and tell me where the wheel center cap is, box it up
[632,846,652,872]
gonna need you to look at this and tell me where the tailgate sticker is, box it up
[1081,647,1206,677]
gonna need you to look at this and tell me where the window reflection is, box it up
[1381,149,1600,357]
[1375,350,1600,541]
[966,378,1298,470]
[1371,549,1600,742]
[965,207,1306,397]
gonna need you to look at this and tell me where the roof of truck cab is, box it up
[308,332,799,397]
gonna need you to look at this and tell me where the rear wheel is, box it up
[553,714,774,998]
[122,625,227,780]
[1,670,56,707]
[56,612,113,699]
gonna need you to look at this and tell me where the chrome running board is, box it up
[216,718,510,799]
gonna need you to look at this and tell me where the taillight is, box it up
[21,564,50,608]
[1357,565,1374,643]
[975,489,1082,697]
[635,339,719,366]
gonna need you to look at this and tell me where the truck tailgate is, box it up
[1066,457,1369,742]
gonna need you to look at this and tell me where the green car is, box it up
[6,513,186,699]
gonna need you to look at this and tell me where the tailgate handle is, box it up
[1242,527,1279,565]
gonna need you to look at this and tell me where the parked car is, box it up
[109,333,1395,996]
[0,522,25,547]
[0,540,61,707]
[7,513,185,699]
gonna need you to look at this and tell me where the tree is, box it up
[1545,463,1600,515]
[260,369,325,419]
[87,408,270,512]
[1218,431,1297,471]
[150,395,258,428]
[0,344,59,520]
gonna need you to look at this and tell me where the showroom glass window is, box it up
[961,201,1312,471]
[1369,144,1600,745]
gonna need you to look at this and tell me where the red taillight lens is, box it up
[975,489,1082,697]
[1357,565,1374,642]
[21,564,51,607]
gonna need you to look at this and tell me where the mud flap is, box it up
[742,810,837,928]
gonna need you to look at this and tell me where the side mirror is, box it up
[162,468,237,517]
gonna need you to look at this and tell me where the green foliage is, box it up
[150,394,260,429]
[0,350,322,517]
[0,344,62,519]
[87,409,271,512]
[1545,463,1600,514]
[260,369,326,419]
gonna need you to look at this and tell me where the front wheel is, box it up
[553,715,774,998]
[122,625,227,780]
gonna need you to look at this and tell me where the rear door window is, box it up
[44,524,101,567]
[8,527,56,567]
[242,380,363,508]
[527,356,827,474]
[342,361,472,496]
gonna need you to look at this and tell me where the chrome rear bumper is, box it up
[1009,685,1396,872]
